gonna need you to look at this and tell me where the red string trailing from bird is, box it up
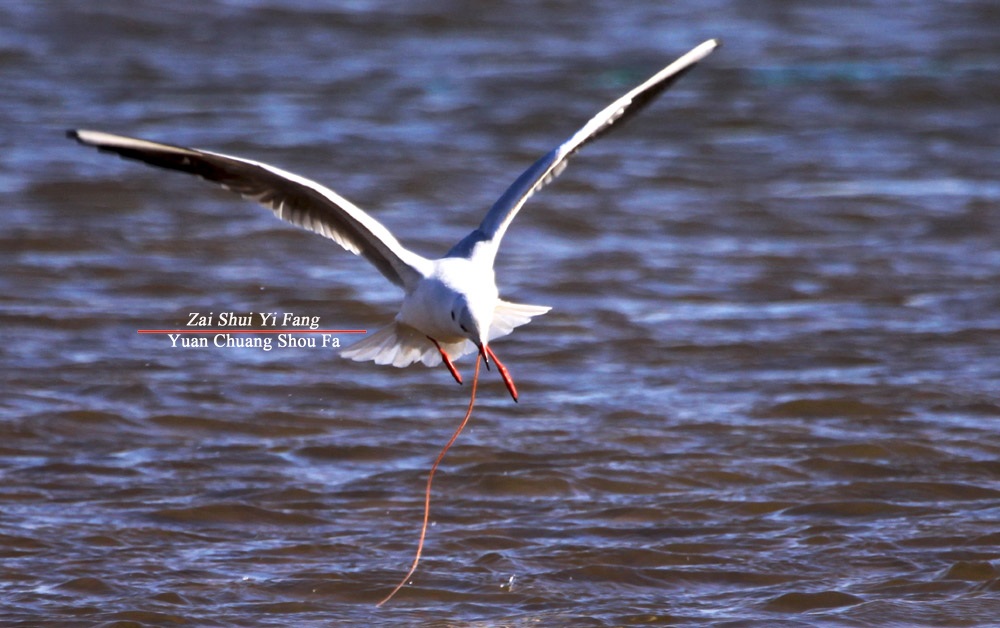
[376,354,483,607]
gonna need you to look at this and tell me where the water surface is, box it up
[2,1,1000,625]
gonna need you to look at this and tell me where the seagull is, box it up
[69,39,718,402]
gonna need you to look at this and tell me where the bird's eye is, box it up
[460,324,468,332]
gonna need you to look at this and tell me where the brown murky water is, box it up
[3,1,1000,625]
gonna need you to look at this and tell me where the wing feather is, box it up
[449,39,719,262]
[68,130,431,289]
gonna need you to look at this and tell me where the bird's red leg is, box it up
[484,345,518,402]
[427,336,462,385]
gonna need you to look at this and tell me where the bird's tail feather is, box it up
[341,299,550,367]
[340,321,471,367]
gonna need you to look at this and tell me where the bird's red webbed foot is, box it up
[428,337,462,385]
[484,345,518,402]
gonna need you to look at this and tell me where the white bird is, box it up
[69,39,718,401]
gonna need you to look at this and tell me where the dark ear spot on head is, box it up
[451,311,456,320]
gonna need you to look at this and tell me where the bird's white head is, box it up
[449,293,519,401]
[451,296,492,361]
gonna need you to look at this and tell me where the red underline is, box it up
[137,329,367,334]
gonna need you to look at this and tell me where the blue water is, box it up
[2,1,999,625]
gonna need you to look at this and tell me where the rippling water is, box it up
[3,1,1000,625]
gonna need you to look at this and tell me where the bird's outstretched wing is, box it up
[448,39,719,263]
[68,130,432,289]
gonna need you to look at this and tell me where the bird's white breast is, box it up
[397,257,498,342]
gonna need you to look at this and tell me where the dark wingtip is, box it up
[66,129,80,141]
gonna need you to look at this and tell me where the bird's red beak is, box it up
[476,341,491,371]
